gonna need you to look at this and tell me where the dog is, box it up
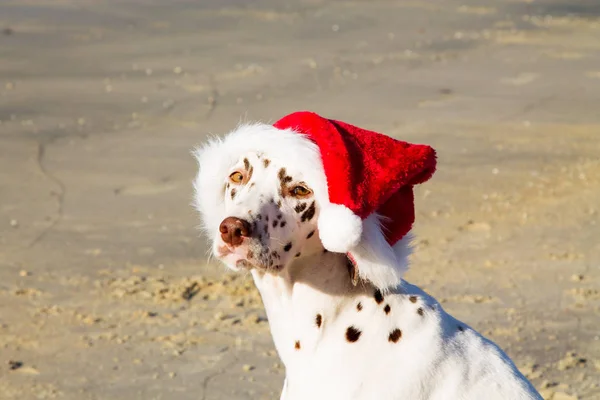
[193,114,543,400]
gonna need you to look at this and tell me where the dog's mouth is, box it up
[216,242,283,272]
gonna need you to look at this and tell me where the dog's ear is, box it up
[347,214,413,292]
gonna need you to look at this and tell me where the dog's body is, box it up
[193,121,542,400]
[253,254,539,400]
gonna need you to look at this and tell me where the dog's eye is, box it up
[229,171,244,184]
[290,185,312,198]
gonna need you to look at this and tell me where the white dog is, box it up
[193,112,542,400]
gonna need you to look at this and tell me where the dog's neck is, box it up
[251,250,368,377]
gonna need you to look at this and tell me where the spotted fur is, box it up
[345,326,362,342]
[295,203,307,213]
[388,328,402,343]
[300,201,316,222]
[374,289,384,304]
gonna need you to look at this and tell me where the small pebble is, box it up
[242,364,254,372]
[8,360,23,370]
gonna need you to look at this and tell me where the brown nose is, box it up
[219,217,252,247]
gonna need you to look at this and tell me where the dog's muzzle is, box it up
[219,217,252,247]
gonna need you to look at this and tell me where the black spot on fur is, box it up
[315,314,322,328]
[294,340,301,350]
[283,242,292,252]
[263,159,270,168]
[301,201,316,222]
[388,328,402,343]
[417,307,424,316]
[295,203,307,213]
[243,158,250,171]
[384,304,391,315]
[263,225,268,234]
[345,326,362,342]
[272,220,278,228]
[295,252,301,258]
[278,168,293,191]
[280,221,287,228]
[257,214,262,220]
[409,296,418,303]
[356,302,363,311]
[374,289,384,304]
[265,215,269,222]
[306,230,315,239]
[230,188,237,200]
[277,214,282,220]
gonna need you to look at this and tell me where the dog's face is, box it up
[211,151,324,272]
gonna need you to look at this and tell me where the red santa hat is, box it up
[273,111,436,254]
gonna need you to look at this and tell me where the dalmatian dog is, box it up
[193,117,543,400]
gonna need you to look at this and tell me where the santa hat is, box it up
[273,111,436,255]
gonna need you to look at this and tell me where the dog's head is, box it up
[193,123,330,273]
[193,122,414,288]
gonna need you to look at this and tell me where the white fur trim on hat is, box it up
[317,203,363,253]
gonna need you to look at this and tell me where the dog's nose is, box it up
[219,217,252,247]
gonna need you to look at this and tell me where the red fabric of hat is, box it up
[274,111,436,253]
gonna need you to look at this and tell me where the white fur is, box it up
[192,122,543,400]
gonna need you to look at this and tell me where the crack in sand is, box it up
[28,141,66,248]
[200,357,239,400]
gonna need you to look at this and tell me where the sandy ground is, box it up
[0,0,599,399]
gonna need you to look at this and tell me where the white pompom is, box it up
[317,203,362,253]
